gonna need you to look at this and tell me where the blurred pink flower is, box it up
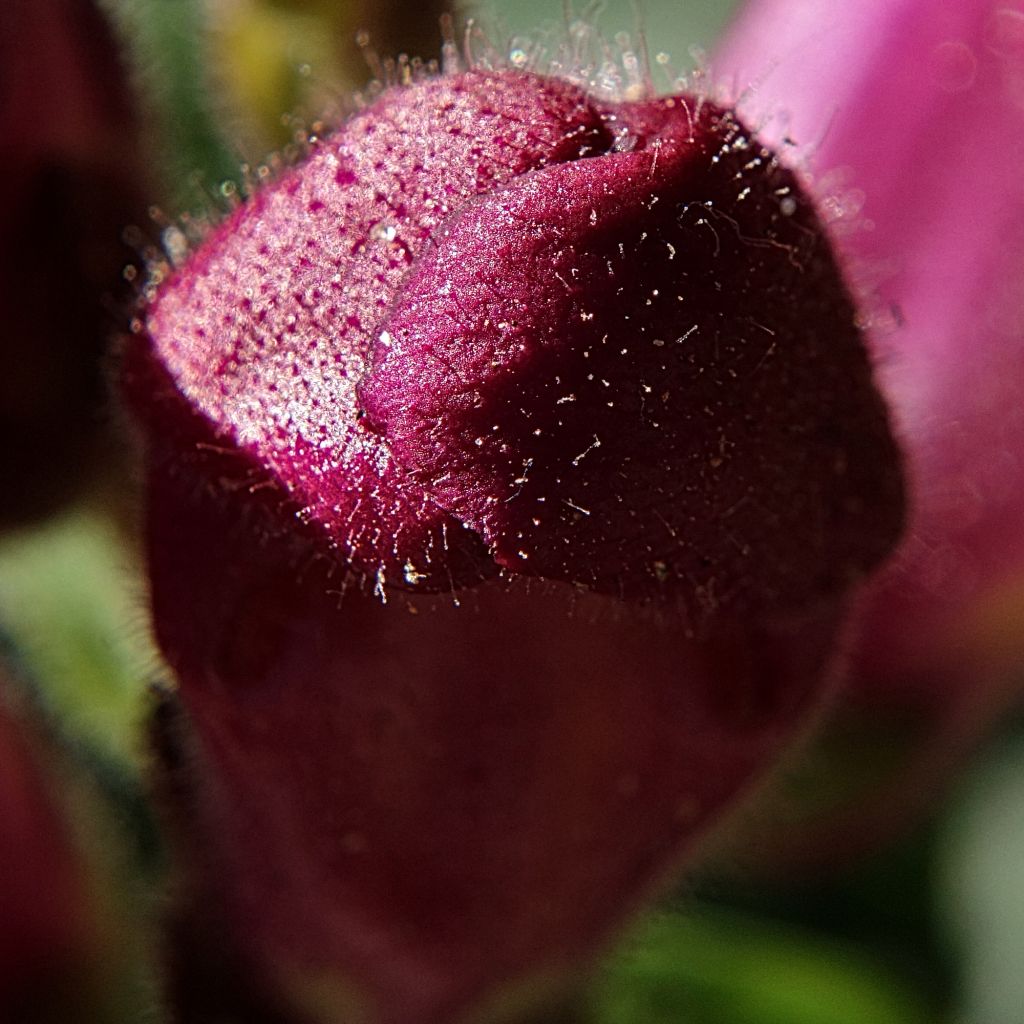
[715,0,1024,869]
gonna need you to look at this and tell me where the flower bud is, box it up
[1,0,148,523]
[127,66,903,1021]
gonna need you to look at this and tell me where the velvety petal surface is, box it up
[134,70,902,617]
[359,96,899,620]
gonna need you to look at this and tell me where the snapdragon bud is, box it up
[126,66,904,1022]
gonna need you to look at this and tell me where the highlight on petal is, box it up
[714,0,1024,868]
[125,62,904,1021]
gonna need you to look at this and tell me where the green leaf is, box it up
[590,907,936,1024]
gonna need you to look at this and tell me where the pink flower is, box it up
[714,0,1024,867]
[126,65,903,1021]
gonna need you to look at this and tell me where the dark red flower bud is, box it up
[126,67,904,1021]
[0,0,148,523]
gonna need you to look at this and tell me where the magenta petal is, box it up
[719,0,1024,669]
[133,70,902,610]
[715,0,1024,864]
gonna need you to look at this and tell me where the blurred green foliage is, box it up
[0,510,152,768]
[591,909,934,1024]
[485,0,736,69]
